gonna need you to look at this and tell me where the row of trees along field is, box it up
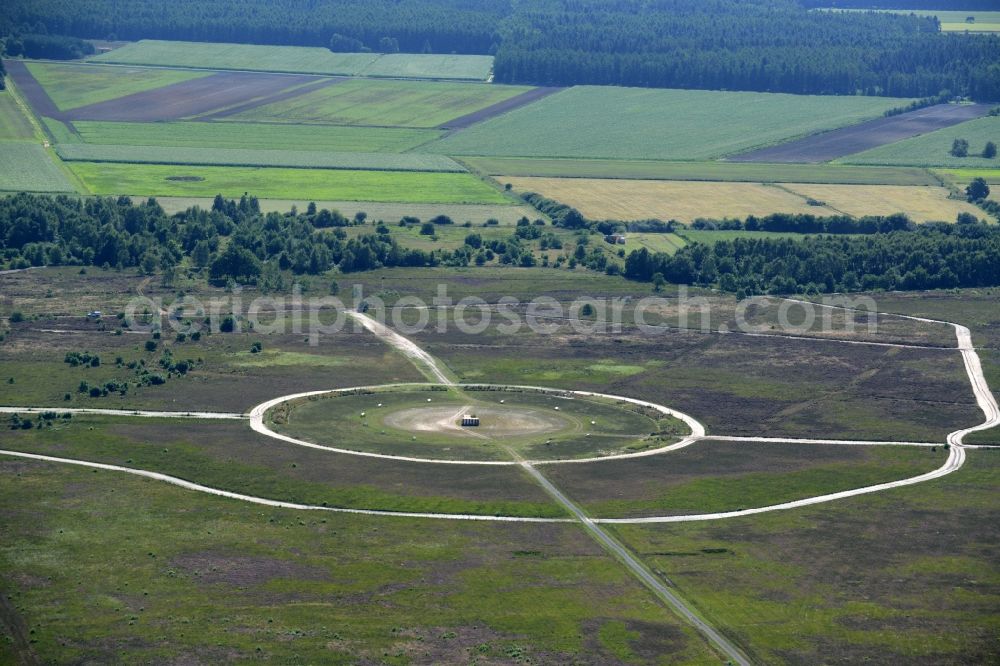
[3,194,1000,297]
[625,223,1000,296]
[3,0,999,100]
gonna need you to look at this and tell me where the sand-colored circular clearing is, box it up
[383,405,573,439]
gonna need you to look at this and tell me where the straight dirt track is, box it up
[65,71,325,121]
[729,103,991,163]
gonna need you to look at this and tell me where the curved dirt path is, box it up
[0,406,245,420]
[0,449,567,523]
[247,383,705,466]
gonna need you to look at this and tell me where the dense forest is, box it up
[0,194,552,284]
[492,0,1000,99]
[801,1,999,10]
[3,0,999,100]
[624,223,1000,296]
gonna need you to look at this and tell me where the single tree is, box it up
[966,177,990,202]
[652,272,667,292]
[984,141,997,159]
[950,138,969,157]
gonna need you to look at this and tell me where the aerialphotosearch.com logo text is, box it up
[123,284,879,344]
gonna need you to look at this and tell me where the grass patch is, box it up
[427,86,913,160]
[68,120,442,153]
[626,233,687,255]
[227,78,531,128]
[841,115,1000,168]
[478,157,938,185]
[67,162,508,202]
[25,61,208,111]
[0,144,76,193]
[92,40,494,80]
[55,144,463,172]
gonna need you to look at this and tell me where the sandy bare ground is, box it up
[383,404,570,439]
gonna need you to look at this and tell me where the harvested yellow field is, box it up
[502,177,985,223]
[501,177,835,222]
[779,184,983,223]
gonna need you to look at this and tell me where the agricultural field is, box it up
[92,39,495,80]
[777,183,984,222]
[502,177,840,222]
[729,103,990,164]
[67,162,508,202]
[474,157,939,185]
[0,144,76,193]
[428,86,914,160]
[223,78,532,128]
[502,177,981,223]
[0,90,36,141]
[24,61,208,111]
[61,120,441,153]
[843,115,1000,168]
[55,144,464,172]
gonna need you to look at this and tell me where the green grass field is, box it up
[842,115,1000,168]
[0,91,36,141]
[67,161,508,202]
[225,78,531,128]
[274,386,682,461]
[92,40,495,80]
[25,61,208,111]
[427,86,914,160]
[55,144,464,172]
[626,233,688,255]
[935,167,1000,187]
[468,156,939,185]
[61,120,442,153]
[0,144,77,192]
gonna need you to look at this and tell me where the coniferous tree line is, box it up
[2,0,999,100]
